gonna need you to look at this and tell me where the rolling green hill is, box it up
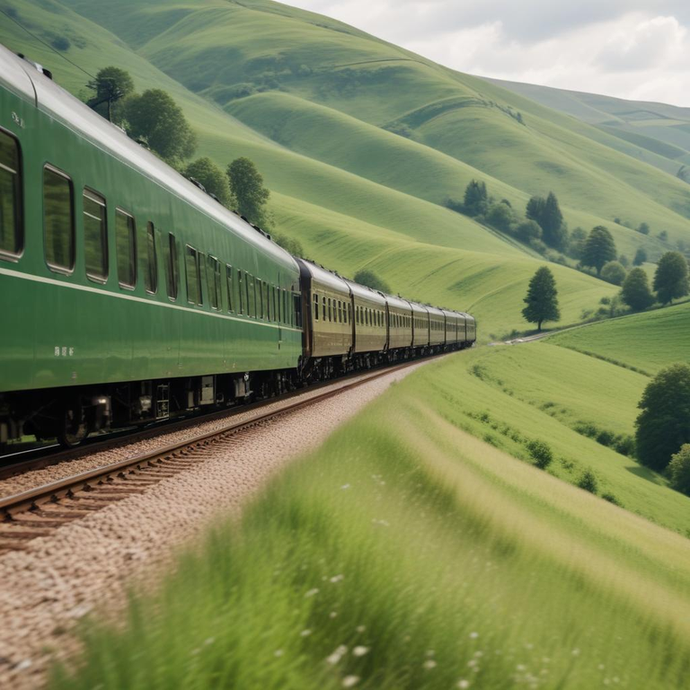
[2,0,689,338]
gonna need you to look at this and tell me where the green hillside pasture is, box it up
[272,193,617,337]
[226,91,530,210]
[427,348,690,530]
[66,0,690,253]
[472,341,645,436]
[416,101,690,256]
[550,301,690,375]
[51,356,690,690]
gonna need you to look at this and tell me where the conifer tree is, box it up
[522,266,560,331]
[463,180,488,216]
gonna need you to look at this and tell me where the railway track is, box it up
[0,358,429,554]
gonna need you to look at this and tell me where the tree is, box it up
[619,254,629,268]
[653,251,689,305]
[463,180,488,217]
[124,89,196,164]
[353,269,390,293]
[635,364,690,472]
[569,227,587,260]
[87,66,134,123]
[522,266,560,331]
[183,157,234,207]
[540,192,567,249]
[600,261,627,286]
[526,193,567,250]
[273,233,304,258]
[227,157,271,227]
[516,220,542,243]
[620,268,654,312]
[668,445,690,496]
[582,226,617,275]
[486,202,516,233]
[633,248,647,266]
[638,222,650,235]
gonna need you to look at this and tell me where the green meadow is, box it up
[51,347,690,690]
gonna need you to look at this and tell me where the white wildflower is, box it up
[342,676,360,688]
[305,588,320,598]
[467,660,478,668]
[330,574,344,583]
[423,660,437,670]
[274,650,284,658]
[301,629,312,637]
[469,631,479,639]
[356,625,366,633]
[458,681,471,689]
[341,484,351,490]
[15,659,31,672]
[330,611,338,619]
[326,645,348,665]
[353,646,370,657]
[572,648,580,657]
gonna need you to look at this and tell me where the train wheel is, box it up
[58,403,89,448]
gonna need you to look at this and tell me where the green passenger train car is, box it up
[0,46,303,445]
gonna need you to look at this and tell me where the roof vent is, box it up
[17,53,53,80]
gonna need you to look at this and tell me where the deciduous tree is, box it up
[522,266,560,331]
[582,226,617,275]
[653,251,689,305]
[353,269,390,293]
[635,364,690,472]
[668,445,690,496]
[125,89,197,164]
[620,268,654,312]
[600,261,626,286]
[184,157,234,207]
[226,157,271,227]
[87,66,134,123]
[633,248,648,266]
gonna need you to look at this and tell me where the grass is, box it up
[550,301,690,375]
[50,353,690,690]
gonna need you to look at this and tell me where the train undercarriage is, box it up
[0,341,469,452]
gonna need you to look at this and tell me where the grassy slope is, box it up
[58,0,690,256]
[51,352,690,690]
[489,77,690,174]
[550,301,690,375]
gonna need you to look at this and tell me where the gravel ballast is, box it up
[0,363,424,689]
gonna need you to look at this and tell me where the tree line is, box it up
[86,67,274,231]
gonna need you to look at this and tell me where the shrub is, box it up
[601,261,627,286]
[51,35,71,51]
[638,222,651,235]
[353,269,390,293]
[525,439,553,469]
[602,492,622,506]
[612,435,636,458]
[577,470,598,494]
[667,444,690,496]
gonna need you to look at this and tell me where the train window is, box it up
[238,270,245,314]
[115,209,136,288]
[145,222,157,294]
[226,265,234,312]
[185,246,201,305]
[0,131,22,259]
[164,233,178,300]
[313,293,319,321]
[250,275,257,317]
[264,282,270,320]
[44,165,74,272]
[83,189,107,281]
[207,256,221,310]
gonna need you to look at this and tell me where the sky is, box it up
[283,0,690,107]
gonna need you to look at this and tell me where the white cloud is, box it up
[283,1,690,106]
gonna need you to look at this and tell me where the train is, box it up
[0,45,476,449]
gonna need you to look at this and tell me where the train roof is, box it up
[426,305,445,318]
[0,46,298,273]
[297,259,350,293]
[406,301,428,315]
[384,294,412,312]
[345,279,387,306]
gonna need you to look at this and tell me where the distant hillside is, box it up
[488,77,690,179]
[4,0,690,336]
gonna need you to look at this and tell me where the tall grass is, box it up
[52,360,690,689]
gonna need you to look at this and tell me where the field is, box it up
[51,346,690,690]
[3,0,690,336]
